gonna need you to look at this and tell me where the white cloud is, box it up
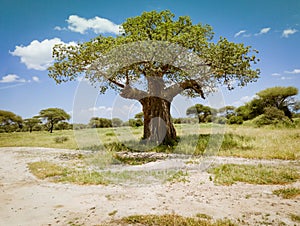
[10,38,76,70]
[67,15,121,34]
[54,26,67,31]
[232,95,257,107]
[32,76,40,82]
[0,74,26,83]
[282,28,298,38]
[255,27,271,36]
[280,76,293,80]
[88,106,113,118]
[271,73,281,76]
[284,69,300,74]
[234,30,246,38]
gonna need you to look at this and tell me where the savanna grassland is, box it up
[1,123,299,160]
[1,123,300,225]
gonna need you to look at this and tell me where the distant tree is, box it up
[24,118,41,133]
[186,104,217,123]
[134,112,144,126]
[54,121,72,130]
[236,86,298,122]
[89,117,112,128]
[227,115,243,124]
[129,118,143,127]
[218,106,236,119]
[292,100,300,117]
[112,118,123,127]
[256,86,298,120]
[253,107,291,127]
[236,98,265,120]
[38,108,70,133]
[0,110,23,132]
[49,10,259,145]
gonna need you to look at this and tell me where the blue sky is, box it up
[1,0,300,123]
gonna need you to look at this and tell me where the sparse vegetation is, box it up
[290,213,300,223]
[107,214,236,226]
[54,135,69,143]
[1,124,300,160]
[208,164,299,185]
[28,160,188,185]
[273,187,300,199]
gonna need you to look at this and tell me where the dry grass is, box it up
[106,214,236,226]
[1,124,300,160]
[273,187,300,199]
[208,163,299,185]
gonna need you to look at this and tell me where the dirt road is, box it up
[0,147,299,225]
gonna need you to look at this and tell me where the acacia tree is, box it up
[186,104,217,123]
[38,108,70,133]
[24,118,41,133]
[237,86,298,121]
[256,86,298,119]
[49,10,259,145]
[0,110,23,132]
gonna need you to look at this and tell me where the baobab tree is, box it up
[49,10,259,145]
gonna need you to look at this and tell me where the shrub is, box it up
[227,115,243,124]
[54,136,69,143]
[253,107,293,127]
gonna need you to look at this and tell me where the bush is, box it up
[253,107,293,127]
[227,115,243,124]
[54,136,69,143]
[215,116,227,124]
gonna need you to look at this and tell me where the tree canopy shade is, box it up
[48,10,260,145]
[38,108,70,133]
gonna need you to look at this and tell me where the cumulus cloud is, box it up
[67,15,121,34]
[255,27,271,36]
[54,26,67,31]
[232,95,257,107]
[234,30,246,38]
[284,69,300,74]
[10,38,76,70]
[282,28,298,38]
[32,76,40,82]
[0,74,26,83]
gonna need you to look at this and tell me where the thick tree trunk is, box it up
[140,96,177,145]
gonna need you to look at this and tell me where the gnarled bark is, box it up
[140,96,176,145]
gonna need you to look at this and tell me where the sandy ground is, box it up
[0,147,299,226]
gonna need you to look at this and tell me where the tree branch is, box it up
[164,79,205,100]
[108,78,125,88]
[120,85,148,100]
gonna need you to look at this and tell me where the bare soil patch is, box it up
[0,147,299,225]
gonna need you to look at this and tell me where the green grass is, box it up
[28,161,108,185]
[28,161,67,179]
[290,213,300,223]
[28,161,188,185]
[272,187,300,199]
[208,164,299,185]
[107,214,236,226]
[1,124,300,160]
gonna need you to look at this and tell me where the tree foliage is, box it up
[38,108,70,133]
[24,118,41,133]
[89,117,112,128]
[48,10,259,145]
[237,86,298,121]
[0,110,23,132]
[186,104,217,123]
